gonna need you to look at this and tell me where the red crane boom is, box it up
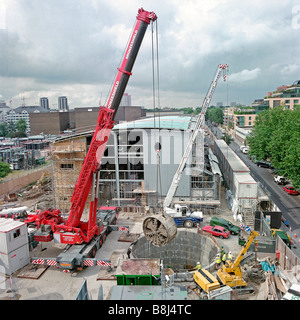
[34,8,157,245]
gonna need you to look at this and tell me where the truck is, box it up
[164,204,203,228]
[31,8,157,271]
[273,175,286,185]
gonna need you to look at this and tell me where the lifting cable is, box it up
[151,20,163,206]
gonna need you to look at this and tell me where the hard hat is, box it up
[197,262,200,265]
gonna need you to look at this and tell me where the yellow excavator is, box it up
[217,230,259,288]
[193,230,259,297]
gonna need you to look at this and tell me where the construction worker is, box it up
[227,251,233,262]
[215,254,221,269]
[127,246,132,259]
[220,246,225,257]
[222,251,227,264]
[195,261,202,271]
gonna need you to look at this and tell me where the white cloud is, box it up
[228,68,261,82]
[280,64,300,75]
[0,0,299,108]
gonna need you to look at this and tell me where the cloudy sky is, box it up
[1,0,300,110]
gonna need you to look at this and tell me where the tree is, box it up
[247,105,300,188]
[15,119,27,137]
[0,161,12,178]
[7,119,27,138]
[7,121,15,137]
[0,123,8,137]
[222,133,233,145]
[206,107,224,124]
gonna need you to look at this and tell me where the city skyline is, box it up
[1,1,300,110]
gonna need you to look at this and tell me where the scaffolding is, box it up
[51,137,89,216]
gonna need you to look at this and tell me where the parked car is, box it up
[202,225,230,239]
[283,186,299,195]
[240,145,249,154]
[210,216,240,235]
[256,160,272,168]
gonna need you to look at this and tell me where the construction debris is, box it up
[4,193,18,202]
[17,264,49,280]
[247,256,300,300]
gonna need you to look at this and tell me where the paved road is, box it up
[230,141,300,257]
[209,125,300,257]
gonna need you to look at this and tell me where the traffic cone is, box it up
[294,232,297,238]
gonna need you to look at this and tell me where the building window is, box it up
[60,163,74,169]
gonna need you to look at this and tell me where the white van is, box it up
[240,145,249,154]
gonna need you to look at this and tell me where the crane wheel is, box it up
[184,220,193,228]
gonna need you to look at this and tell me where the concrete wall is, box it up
[143,129,191,197]
[132,230,218,271]
[0,166,51,198]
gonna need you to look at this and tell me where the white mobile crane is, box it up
[143,64,228,245]
[163,64,228,221]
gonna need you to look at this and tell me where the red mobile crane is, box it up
[31,9,157,270]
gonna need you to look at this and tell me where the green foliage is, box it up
[0,123,8,137]
[206,106,224,124]
[222,133,233,145]
[0,161,12,178]
[0,119,27,138]
[247,106,300,188]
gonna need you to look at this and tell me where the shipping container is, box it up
[233,173,258,199]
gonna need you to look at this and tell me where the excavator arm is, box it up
[217,230,259,288]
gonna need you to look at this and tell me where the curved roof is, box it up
[113,116,193,131]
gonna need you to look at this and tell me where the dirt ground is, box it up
[0,183,266,300]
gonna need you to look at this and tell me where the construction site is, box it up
[0,8,299,303]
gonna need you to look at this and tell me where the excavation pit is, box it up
[132,230,219,272]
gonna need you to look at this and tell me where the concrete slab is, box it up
[118,232,140,243]
[17,264,49,279]
[97,267,116,281]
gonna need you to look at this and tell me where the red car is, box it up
[202,225,230,239]
[283,186,299,195]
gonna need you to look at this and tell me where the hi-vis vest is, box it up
[216,256,221,263]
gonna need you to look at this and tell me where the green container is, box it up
[116,274,159,286]
[115,258,160,286]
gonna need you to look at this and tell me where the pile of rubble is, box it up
[243,256,300,300]
[1,173,54,214]
[20,173,52,200]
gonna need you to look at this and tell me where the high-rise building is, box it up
[40,97,49,110]
[58,96,69,111]
[120,93,131,106]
